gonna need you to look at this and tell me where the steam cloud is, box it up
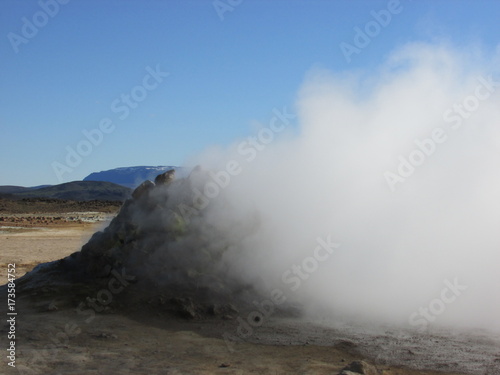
[182,42,500,331]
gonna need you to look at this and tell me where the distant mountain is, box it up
[0,166,186,202]
[8,181,131,201]
[83,166,186,189]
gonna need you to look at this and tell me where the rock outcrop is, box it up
[339,360,379,375]
[15,168,265,319]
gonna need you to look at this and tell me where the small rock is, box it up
[35,300,58,312]
[207,303,238,317]
[132,180,155,200]
[93,332,118,339]
[336,340,358,351]
[169,297,197,319]
[340,360,378,375]
[154,169,175,186]
[48,301,58,311]
[219,363,231,368]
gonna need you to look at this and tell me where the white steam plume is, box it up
[186,42,500,331]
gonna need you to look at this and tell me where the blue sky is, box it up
[0,0,499,186]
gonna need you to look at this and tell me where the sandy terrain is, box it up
[0,215,496,375]
[6,309,466,375]
[0,218,108,281]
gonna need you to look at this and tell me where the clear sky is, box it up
[0,0,499,186]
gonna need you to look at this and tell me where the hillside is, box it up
[0,185,52,194]
[9,181,131,201]
[0,197,122,214]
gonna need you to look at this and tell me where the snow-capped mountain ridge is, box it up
[84,166,186,189]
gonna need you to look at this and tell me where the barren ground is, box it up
[0,211,490,375]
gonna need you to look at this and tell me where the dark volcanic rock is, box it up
[131,180,155,200]
[169,297,197,319]
[154,169,175,186]
[13,168,269,320]
[339,360,379,375]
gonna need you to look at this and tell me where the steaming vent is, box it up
[15,168,278,320]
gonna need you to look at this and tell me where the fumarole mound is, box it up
[15,168,285,320]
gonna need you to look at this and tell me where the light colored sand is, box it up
[0,222,103,281]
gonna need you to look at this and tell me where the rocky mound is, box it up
[13,168,273,320]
